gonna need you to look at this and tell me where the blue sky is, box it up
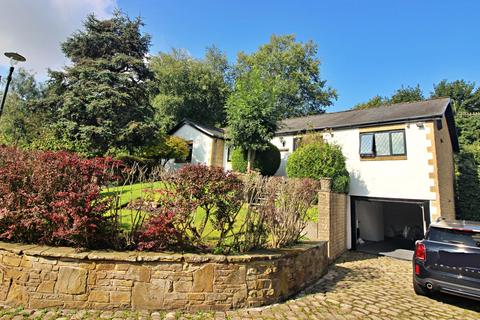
[117,0,480,111]
[2,0,480,112]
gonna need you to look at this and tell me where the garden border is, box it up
[0,241,327,311]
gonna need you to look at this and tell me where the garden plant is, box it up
[0,146,319,254]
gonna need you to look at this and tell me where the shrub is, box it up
[262,177,318,248]
[455,143,480,221]
[171,164,244,248]
[231,143,281,176]
[135,191,185,251]
[286,140,349,193]
[0,146,121,248]
[233,173,318,251]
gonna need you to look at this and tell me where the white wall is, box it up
[272,123,434,201]
[273,123,436,249]
[171,124,214,166]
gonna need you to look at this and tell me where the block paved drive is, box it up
[1,251,479,319]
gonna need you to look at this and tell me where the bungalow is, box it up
[168,98,459,253]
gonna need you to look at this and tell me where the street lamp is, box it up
[0,52,26,119]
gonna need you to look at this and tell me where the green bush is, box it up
[286,141,349,193]
[455,143,480,221]
[231,144,281,176]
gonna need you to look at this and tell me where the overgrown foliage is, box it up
[455,144,480,221]
[231,144,281,176]
[286,137,349,193]
[0,146,120,248]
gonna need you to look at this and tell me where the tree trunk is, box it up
[247,149,256,172]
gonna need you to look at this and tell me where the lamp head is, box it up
[4,52,26,67]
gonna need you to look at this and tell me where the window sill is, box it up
[360,155,407,161]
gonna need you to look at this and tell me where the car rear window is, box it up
[428,227,480,247]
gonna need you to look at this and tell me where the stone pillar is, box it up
[316,178,347,263]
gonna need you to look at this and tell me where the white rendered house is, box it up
[169,98,459,251]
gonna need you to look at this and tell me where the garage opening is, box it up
[351,197,430,260]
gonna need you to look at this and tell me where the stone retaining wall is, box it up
[0,241,327,311]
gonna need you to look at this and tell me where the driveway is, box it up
[1,251,479,319]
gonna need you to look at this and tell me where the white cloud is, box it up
[0,0,117,78]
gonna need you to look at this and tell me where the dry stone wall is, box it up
[0,241,327,311]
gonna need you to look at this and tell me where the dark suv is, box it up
[413,219,480,300]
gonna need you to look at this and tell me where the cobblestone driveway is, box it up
[1,252,479,319]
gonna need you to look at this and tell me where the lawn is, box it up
[102,181,318,242]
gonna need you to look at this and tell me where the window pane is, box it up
[360,134,374,155]
[391,131,405,155]
[375,132,390,156]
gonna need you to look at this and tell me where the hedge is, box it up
[231,143,281,176]
[286,140,349,193]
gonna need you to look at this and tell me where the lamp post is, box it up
[0,52,26,119]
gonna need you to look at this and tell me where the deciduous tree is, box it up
[236,34,337,118]
[150,47,231,131]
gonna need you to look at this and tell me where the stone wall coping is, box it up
[0,241,326,263]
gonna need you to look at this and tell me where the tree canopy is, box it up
[354,85,424,109]
[0,69,45,146]
[34,12,157,157]
[236,34,337,118]
[431,79,480,112]
[149,47,231,131]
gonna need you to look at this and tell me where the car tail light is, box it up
[415,242,426,261]
[415,264,420,275]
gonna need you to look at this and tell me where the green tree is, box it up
[354,85,424,109]
[136,135,189,166]
[236,34,337,118]
[34,12,156,156]
[226,69,280,171]
[150,47,231,131]
[354,95,387,110]
[389,85,424,104]
[431,79,480,112]
[0,69,45,146]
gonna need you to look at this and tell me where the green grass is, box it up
[102,181,318,244]
[102,181,165,208]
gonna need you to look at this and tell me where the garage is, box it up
[351,196,430,260]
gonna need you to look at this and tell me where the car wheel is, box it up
[413,280,429,296]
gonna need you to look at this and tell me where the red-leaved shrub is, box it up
[173,165,243,247]
[0,146,121,248]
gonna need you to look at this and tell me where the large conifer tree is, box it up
[38,12,156,156]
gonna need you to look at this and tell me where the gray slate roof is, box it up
[277,98,452,135]
[169,98,459,151]
[169,119,225,139]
